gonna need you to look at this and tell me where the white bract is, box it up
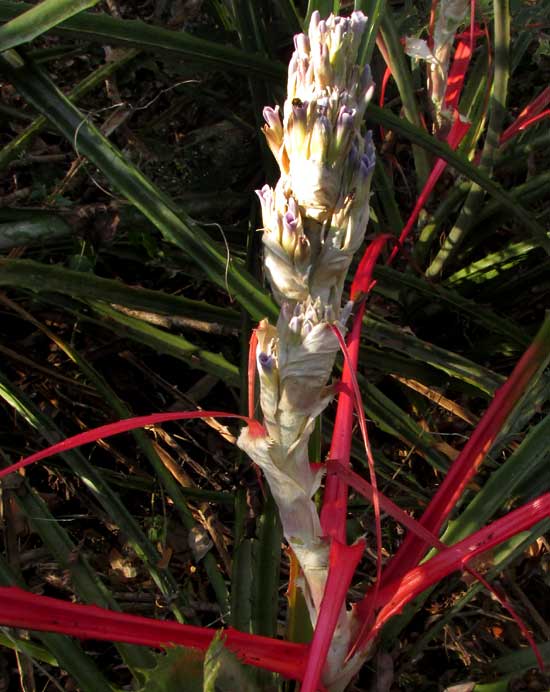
[238,11,375,688]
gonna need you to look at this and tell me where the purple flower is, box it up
[283,211,298,235]
[350,11,367,41]
[359,132,376,178]
[335,106,356,149]
[258,352,275,372]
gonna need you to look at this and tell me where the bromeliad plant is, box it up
[1,1,550,691]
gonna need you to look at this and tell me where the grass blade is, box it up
[0,52,276,321]
[0,449,155,677]
[366,104,550,252]
[0,258,240,328]
[441,413,550,546]
[0,48,138,171]
[0,0,285,79]
[88,301,240,385]
[406,519,550,661]
[0,0,98,51]
[372,265,529,348]
[0,369,188,619]
[363,314,504,395]
[355,0,386,65]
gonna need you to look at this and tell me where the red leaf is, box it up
[364,492,550,655]
[501,87,550,143]
[248,327,259,420]
[321,235,394,542]
[329,326,383,636]
[0,587,308,680]
[0,411,263,480]
[379,66,393,139]
[332,464,542,666]
[444,38,473,111]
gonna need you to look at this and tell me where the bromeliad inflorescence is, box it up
[237,11,376,686]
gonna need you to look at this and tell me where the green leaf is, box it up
[138,647,204,692]
[0,217,70,249]
[366,104,550,252]
[0,0,98,51]
[88,301,240,385]
[378,11,430,185]
[305,0,336,27]
[493,636,550,675]
[251,493,282,638]
[0,0,285,79]
[0,47,138,171]
[355,0,386,65]
[0,52,276,322]
[204,632,257,692]
[442,413,550,548]
[0,257,240,328]
[446,241,538,288]
[372,265,529,348]
[364,314,505,395]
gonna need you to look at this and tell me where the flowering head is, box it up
[261,10,374,224]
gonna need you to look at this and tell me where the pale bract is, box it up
[237,10,376,689]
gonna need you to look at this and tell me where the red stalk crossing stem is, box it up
[386,113,470,266]
[320,235,394,541]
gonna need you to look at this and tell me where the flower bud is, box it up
[308,113,331,162]
[288,98,309,157]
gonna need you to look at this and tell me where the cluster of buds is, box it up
[260,10,376,312]
[238,11,375,687]
[405,0,469,123]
